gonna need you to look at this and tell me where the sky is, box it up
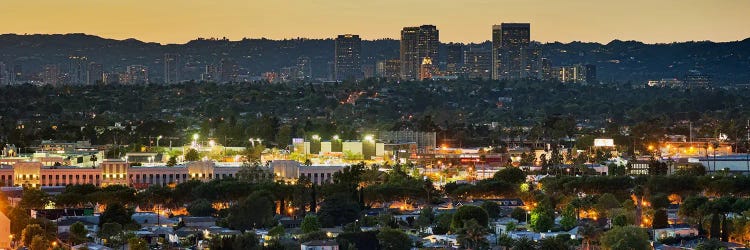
[1,0,749,44]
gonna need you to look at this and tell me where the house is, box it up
[652,224,698,241]
[171,227,201,245]
[71,243,111,250]
[180,216,217,228]
[0,211,10,249]
[57,216,100,235]
[132,212,177,227]
[300,240,339,250]
[666,204,680,224]
[422,234,458,248]
[202,226,241,239]
[493,217,520,235]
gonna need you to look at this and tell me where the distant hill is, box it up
[0,33,748,84]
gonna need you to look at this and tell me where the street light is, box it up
[156,135,162,150]
[332,135,340,140]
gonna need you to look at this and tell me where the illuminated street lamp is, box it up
[156,135,162,150]
[332,135,340,140]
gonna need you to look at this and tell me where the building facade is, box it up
[400,25,439,80]
[164,53,181,84]
[492,23,539,80]
[2,160,241,188]
[334,34,362,81]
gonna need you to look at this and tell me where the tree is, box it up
[612,214,629,227]
[595,193,621,219]
[100,203,132,226]
[99,222,124,247]
[510,207,528,222]
[185,148,200,161]
[128,237,149,250]
[538,234,575,250]
[600,226,650,250]
[679,196,709,232]
[22,224,46,246]
[457,219,489,250]
[70,221,89,245]
[187,199,215,216]
[30,235,49,250]
[451,205,489,231]
[210,232,260,250]
[268,224,285,239]
[530,202,555,233]
[301,214,321,234]
[696,239,726,250]
[318,194,361,227]
[480,201,501,219]
[560,205,577,230]
[493,167,526,184]
[579,221,602,250]
[377,228,412,250]
[19,188,49,209]
[652,209,669,229]
[227,191,276,230]
[512,237,537,250]
[415,206,435,230]
[166,156,177,166]
[710,213,721,239]
[433,213,453,234]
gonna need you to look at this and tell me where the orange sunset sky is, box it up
[1,0,749,44]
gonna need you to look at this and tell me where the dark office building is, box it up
[400,25,439,80]
[334,34,362,81]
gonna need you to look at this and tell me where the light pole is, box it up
[156,135,162,151]
[193,133,199,148]
[249,138,255,147]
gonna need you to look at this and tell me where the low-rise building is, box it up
[301,240,339,250]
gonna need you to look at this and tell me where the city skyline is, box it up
[1,0,749,44]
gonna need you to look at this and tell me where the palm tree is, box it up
[512,237,537,250]
[579,221,602,250]
[457,219,488,250]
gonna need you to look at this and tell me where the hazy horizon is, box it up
[1,0,749,45]
[3,32,749,46]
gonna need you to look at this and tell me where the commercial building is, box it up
[68,56,88,84]
[334,34,362,81]
[463,48,492,79]
[87,62,103,85]
[293,137,385,161]
[0,211,8,249]
[445,44,463,75]
[164,53,181,84]
[376,59,400,80]
[492,23,540,80]
[219,58,238,83]
[400,25,439,80]
[270,160,345,185]
[553,65,586,83]
[126,65,149,84]
[684,70,711,88]
[0,62,7,85]
[419,57,435,80]
[42,64,61,85]
[378,131,437,155]
[0,160,241,188]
